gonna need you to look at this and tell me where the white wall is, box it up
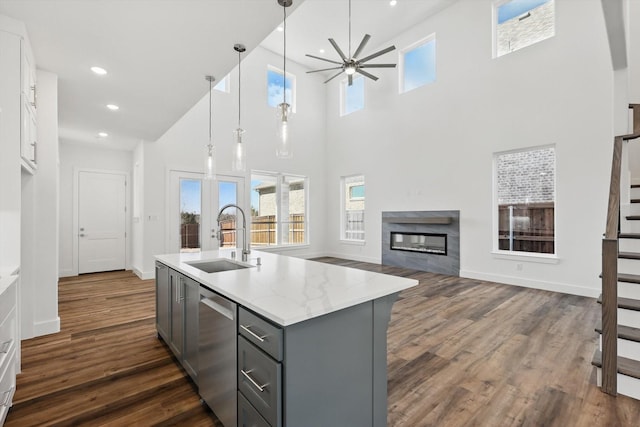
[132,142,145,277]
[139,45,327,276]
[58,143,132,277]
[324,0,613,297]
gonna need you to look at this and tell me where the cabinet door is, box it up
[182,276,199,383]
[155,262,170,342]
[169,270,184,359]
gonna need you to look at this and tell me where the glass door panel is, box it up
[180,178,202,252]
[218,181,238,248]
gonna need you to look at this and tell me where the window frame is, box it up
[492,144,557,258]
[267,65,297,112]
[492,0,555,58]
[399,33,437,94]
[340,174,366,243]
[250,170,308,248]
[340,75,365,116]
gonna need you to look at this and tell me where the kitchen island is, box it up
[156,249,417,427]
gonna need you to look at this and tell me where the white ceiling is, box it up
[0,0,457,151]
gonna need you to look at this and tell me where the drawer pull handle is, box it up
[240,324,266,343]
[1,387,13,407]
[0,340,11,354]
[241,369,268,393]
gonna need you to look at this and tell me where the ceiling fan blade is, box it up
[305,54,343,65]
[328,38,348,62]
[307,67,343,74]
[356,68,379,81]
[358,45,396,64]
[359,63,397,68]
[324,70,344,84]
[352,34,371,59]
[348,74,353,86]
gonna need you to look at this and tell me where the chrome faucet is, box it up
[217,204,250,262]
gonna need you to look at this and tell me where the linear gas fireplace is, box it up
[390,232,447,256]
[382,210,460,276]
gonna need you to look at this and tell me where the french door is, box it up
[168,171,245,254]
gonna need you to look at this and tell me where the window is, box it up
[400,35,436,93]
[494,0,555,58]
[180,178,202,253]
[251,171,308,247]
[267,66,296,111]
[341,175,365,241]
[340,76,364,116]
[495,146,555,254]
[214,74,230,93]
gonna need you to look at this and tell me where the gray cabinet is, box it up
[169,269,183,359]
[182,275,199,383]
[155,262,170,342]
[155,264,198,384]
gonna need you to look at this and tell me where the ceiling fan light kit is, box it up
[306,0,397,85]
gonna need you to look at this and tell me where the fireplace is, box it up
[390,232,447,256]
[382,210,460,276]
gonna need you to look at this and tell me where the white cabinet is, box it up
[20,38,37,174]
[0,275,18,425]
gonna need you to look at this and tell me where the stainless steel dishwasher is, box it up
[198,286,237,427]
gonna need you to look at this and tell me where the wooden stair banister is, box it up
[600,104,640,396]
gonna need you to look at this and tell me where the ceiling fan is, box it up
[306,0,396,86]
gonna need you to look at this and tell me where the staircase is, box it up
[592,104,640,398]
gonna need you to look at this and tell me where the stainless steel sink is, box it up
[186,259,252,273]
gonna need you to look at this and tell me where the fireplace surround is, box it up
[382,210,460,276]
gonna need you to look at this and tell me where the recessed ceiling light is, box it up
[277,26,284,32]
[390,0,398,6]
[106,104,119,111]
[319,49,325,54]
[97,132,109,138]
[91,66,107,75]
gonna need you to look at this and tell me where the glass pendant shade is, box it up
[204,141,216,180]
[232,128,246,171]
[276,102,292,158]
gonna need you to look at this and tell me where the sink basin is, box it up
[186,258,252,273]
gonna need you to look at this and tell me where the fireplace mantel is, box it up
[382,217,452,225]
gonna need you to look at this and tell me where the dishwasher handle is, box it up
[200,295,235,321]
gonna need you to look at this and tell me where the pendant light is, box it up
[204,75,216,180]
[232,44,246,172]
[276,0,293,159]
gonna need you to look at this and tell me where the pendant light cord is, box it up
[238,49,241,128]
[283,2,287,105]
[208,77,212,142]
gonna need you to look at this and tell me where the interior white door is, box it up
[78,171,126,274]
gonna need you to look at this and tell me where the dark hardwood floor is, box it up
[6,258,640,426]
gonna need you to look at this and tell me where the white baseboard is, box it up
[323,252,381,264]
[133,268,154,280]
[460,269,600,298]
[58,268,75,278]
[33,317,61,337]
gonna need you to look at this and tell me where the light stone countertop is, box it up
[156,249,418,326]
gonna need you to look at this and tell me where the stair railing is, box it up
[602,104,640,396]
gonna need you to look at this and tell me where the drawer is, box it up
[0,281,16,322]
[0,347,16,426]
[238,336,281,427]
[238,391,271,427]
[239,307,283,361]
[0,308,15,372]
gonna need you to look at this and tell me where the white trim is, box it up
[339,239,366,246]
[33,317,60,337]
[492,144,556,256]
[460,269,599,298]
[133,268,155,280]
[491,251,560,264]
[72,168,131,276]
[399,33,436,94]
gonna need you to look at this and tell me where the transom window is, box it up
[267,66,296,111]
[214,74,230,93]
[494,0,555,58]
[400,34,436,94]
[495,146,556,255]
[340,76,364,116]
